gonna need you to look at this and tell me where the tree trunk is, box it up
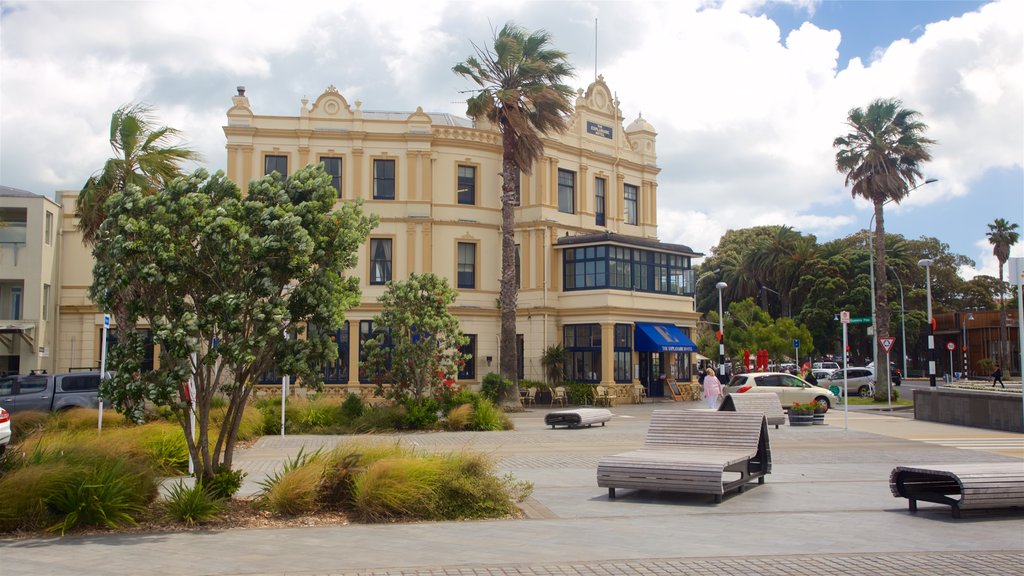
[873,201,891,398]
[498,135,522,409]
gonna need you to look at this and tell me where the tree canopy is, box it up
[90,164,377,481]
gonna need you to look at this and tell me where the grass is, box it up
[843,396,913,406]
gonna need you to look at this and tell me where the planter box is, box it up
[788,413,813,426]
[914,387,1023,432]
[812,413,826,425]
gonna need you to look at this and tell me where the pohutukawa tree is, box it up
[986,218,1020,373]
[834,97,934,398]
[453,22,575,407]
[90,165,376,481]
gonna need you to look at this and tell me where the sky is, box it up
[1,0,1022,280]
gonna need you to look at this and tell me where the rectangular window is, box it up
[359,320,392,383]
[515,244,521,289]
[595,178,606,226]
[457,165,476,205]
[516,334,525,381]
[458,334,477,380]
[373,159,396,200]
[322,157,343,196]
[624,183,638,225]
[563,246,607,290]
[563,324,601,383]
[369,238,392,285]
[45,212,53,245]
[10,286,22,320]
[42,284,50,321]
[264,155,287,177]
[557,169,575,214]
[320,322,349,384]
[457,242,476,289]
[614,324,632,383]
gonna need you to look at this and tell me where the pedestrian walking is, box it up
[703,368,723,409]
[992,366,1005,388]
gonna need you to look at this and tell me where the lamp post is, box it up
[919,258,936,387]
[962,312,974,379]
[887,267,908,379]
[716,281,728,378]
[868,178,937,383]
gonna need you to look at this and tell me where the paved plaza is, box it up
[3,399,1023,575]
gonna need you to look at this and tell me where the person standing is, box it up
[703,368,723,409]
[992,366,1005,388]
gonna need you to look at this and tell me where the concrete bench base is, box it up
[545,408,613,428]
[890,463,1024,518]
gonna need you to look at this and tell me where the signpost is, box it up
[946,341,956,382]
[98,314,110,432]
[880,337,895,411]
[840,311,850,431]
[793,339,800,370]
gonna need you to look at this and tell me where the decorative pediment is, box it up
[577,75,620,117]
[309,85,354,119]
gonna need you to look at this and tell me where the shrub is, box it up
[480,372,506,403]
[351,404,407,433]
[8,410,49,442]
[566,382,594,405]
[162,480,225,526]
[204,466,247,500]
[434,453,529,519]
[349,457,442,522]
[341,393,365,419]
[262,460,326,515]
[0,462,82,532]
[445,404,473,431]
[402,397,440,430]
[46,459,149,534]
[300,398,337,429]
[471,398,512,431]
[48,407,126,432]
[235,405,266,441]
[140,427,190,474]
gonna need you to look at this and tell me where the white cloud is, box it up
[960,237,1024,279]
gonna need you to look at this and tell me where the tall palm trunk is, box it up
[873,200,891,397]
[499,131,521,407]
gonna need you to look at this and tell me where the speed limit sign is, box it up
[946,341,956,351]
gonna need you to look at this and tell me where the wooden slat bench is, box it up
[719,393,786,428]
[545,408,613,429]
[890,463,1024,518]
[596,410,771,503]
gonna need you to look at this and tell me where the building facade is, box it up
[223,77,702,396]
[0,186,61,375]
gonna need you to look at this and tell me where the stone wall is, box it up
[913,387,1023,433]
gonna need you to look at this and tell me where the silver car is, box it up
[724,372,837,409]
[827,368,875,398]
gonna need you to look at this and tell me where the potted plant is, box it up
[812,401,828,425]
[788,402,814,426]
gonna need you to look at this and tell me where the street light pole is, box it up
[888,268,908,379]
[716,281,728,378]
[919,258,936,387]
[962,312,974,379]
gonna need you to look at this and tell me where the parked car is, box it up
[724,372,837,409]
[0,372,102,413]
[0,406,10,456]
[827,368,875,398]
[812,361,840,376]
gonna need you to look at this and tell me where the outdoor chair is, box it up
[550,386,567,407]
[523,387,537,407]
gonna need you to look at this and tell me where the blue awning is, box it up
[634,322,698,353]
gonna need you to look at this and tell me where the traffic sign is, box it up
[879,337,895,353]
[946,341,956,351]
[840,311,850,324]
[103,314,111,328]
[793,339,800,349]
[848,317,872,324]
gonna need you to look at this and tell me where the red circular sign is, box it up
[946,342,956,351]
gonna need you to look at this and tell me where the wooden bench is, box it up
[719,393,786,428]
[890,463,1024,518]
[545,408,613,429]
[596,410,772,503]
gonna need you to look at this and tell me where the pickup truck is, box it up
[0,372,102,413]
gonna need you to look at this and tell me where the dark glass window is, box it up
[562,244,694,296]
[515,244,521,289]
[264,155,288,177]
[614,324,632,383]
[458,334,477,380]
[564,324,601,383]
[370,238,392,285]
[563,246,607,290]
[595,177,606,226]
[458,165,476,205]
[373,159,395,200]
[322,157,342,196]
[624,183,638,225]
[319,321,349,384]
[359,320,392,383]
[101,328,155,373]
[517,334,525,381]
[557,169,575,214]
[458,243,476,289]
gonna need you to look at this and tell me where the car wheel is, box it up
[858,385,871,398]
[814,396,831,410]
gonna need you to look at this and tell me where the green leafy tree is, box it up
[454,22,575,406]
[364,273,468,402]
[986,218,1020,371]
[834,97,934,395]
[90,165,376,482]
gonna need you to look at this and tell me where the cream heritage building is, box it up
[223,77,702,398]
[10,76,702,399]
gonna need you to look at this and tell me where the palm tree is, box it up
[78,103,201,245]
[834,98,934,397]
[986,218,1020,372]
[454,23,575,406]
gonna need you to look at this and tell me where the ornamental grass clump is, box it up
[161,481,227,526]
